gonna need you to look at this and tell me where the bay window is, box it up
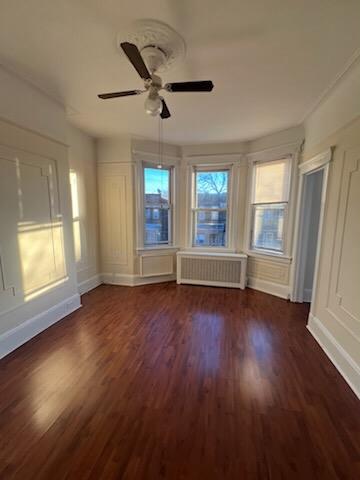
[250,158,291,254]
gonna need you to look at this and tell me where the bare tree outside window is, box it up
[193,170,229,247]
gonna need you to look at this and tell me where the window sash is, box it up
[250,202,288,253]
[192,209,228,247]
[143,165,173,247]
[192,168,230,247]
[252,158,291,204]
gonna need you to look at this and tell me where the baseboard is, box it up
[303,288,312,302]
[78,274,102,295]
[307,313,360,399]
[247,277,289,299]
[0,294,81,360]
[101,272,176,287]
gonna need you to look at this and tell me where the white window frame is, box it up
[247,156,293,257]
[190,164,233,250]
[135,154,180,252]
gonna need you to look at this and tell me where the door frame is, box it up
[290,147,334,306]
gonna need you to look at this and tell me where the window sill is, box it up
[246,249,292,263]
[137,246,179,255]
[184,246,237,254]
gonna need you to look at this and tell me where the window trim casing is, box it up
[143,163,173,247]
[188,163,235,251]
[135,154,180,251]
[246,155,294,258]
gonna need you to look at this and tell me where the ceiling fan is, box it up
[98,42,214,119]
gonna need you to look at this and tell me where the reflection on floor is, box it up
[0,283,359,479]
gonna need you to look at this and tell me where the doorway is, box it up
[291,149,332,305]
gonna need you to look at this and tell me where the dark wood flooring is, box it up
[0,283,359,479]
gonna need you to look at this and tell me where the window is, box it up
[192,169,229,247]
[143,166,172,246]
[250,158,291,254]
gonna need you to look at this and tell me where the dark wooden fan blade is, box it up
[165,81,214,92]
[160,98,171,119]
[98,90,142,99]
[120,42,151,81]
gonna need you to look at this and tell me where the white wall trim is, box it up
[101,272,176,287]
[291,147,333,302]
[0,294,81,359]
[78,274,102,295]
[301,46,360,124]
[299,147,334,174]
[307,314,360,399]
[247,277,289,299]
[303,288,312,303]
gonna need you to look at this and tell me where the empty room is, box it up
[0,1,359,479]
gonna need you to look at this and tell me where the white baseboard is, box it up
[78,274,102,295]
[0,294,81,360]
[247,277,289,299]
[307,313,360,399]
[303,288,312,302]
[101,272,176,287]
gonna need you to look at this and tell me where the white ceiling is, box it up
[1,0,360,144]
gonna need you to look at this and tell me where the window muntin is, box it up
[250,158,290,254]
[143,166,172,246]
[192,169,229,247]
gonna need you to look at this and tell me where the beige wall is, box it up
[0,67,99,358]
[96,137,136,283]
[304,117,360,397]
[303,59,360,397]
[67,125,100,289]
[0,119,79,345]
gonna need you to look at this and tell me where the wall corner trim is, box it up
[78,275,102,295]
[246,277,289,299]
[307,313,360,399]
[0,294,81,360]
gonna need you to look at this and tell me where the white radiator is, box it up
[176,251,247,289]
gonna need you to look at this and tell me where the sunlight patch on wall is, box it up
[18,220,67,301]
[70,170,82,263]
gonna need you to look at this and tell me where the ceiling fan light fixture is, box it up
[144,94,162,116]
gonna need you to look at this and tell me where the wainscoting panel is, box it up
[140,253,174,277]
[97,163,135,275]
[247,256,290,285]
[0,144,67,314]
[327,148,360,341]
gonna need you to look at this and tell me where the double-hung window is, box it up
[192,168,230,247]
[143,165,172,246]
[250,158,291,254]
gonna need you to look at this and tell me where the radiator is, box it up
[176,251,247,289]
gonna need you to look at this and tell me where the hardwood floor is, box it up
[0,283,359,479]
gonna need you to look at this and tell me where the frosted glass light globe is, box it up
[145,95,162,116]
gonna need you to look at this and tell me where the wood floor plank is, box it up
[0,283,359,479]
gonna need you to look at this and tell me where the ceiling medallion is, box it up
[118,19,186,73]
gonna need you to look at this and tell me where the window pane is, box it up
[144,168,169,206]
[254,160,289,203]
[252,204,285,252]
[143,167,171,246]
[144,207,169,245]
[194,210,226,247]
[196,171,228,208]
